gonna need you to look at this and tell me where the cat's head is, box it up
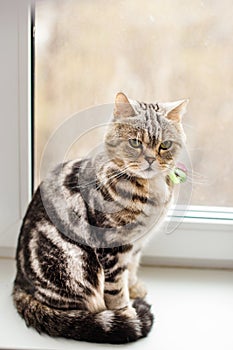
[105,92,188,179]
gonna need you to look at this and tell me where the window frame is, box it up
[0,0,32,257]
[0,0,232,269]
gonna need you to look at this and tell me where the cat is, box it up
[13,92,188,344]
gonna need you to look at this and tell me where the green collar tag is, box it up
[169,163,187,184]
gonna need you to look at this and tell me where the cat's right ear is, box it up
[162,99,189,122]
[114,92,136,118]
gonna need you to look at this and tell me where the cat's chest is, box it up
[140,177,171,221]
[114,176,172,227]
[148,176,171,209]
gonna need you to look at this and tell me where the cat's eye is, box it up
[129,139,142,148]
[160,140,173,150]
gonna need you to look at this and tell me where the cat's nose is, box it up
[145,156,156,165]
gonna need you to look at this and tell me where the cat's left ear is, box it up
[163,99,189,122]
[114,92,136,118]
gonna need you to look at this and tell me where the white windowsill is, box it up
[0,259,232,350]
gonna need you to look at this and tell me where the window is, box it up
[35,0,233,207]
[0,0,232,268]
[34,0,233,267]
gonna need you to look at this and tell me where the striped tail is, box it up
[13,288,154,344]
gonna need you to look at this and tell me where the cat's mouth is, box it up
[132,166,158,179]
[127,163,159,178]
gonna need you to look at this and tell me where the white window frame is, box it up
[0,0,232,269]
[0,0,32,257]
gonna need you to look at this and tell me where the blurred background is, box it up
[35,0,233,207]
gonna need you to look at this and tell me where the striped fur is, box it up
[13,93,188,344]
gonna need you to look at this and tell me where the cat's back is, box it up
[17,158,91,246]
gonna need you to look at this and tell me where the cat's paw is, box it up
[121,305,137,319]
[124,305,137,318]
[129,280,147,299]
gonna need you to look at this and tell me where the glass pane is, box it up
[35,0,233,208]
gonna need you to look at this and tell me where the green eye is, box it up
[160,140,173,150]
[129,139,142,148]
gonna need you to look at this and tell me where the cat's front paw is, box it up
[129,280,147,299]
[120,305,137,319]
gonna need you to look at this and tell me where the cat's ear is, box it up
[114,92,136,118]
[162,99,189,122]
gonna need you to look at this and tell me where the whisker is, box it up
[95,164,133,191]
[64,162,133,191]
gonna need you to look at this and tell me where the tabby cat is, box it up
[13,92,188,344]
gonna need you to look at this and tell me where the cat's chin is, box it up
[131,168,161,180]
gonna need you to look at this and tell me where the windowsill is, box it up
[0,258,232,350]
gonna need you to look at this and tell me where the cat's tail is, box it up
[13,288,154,344]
